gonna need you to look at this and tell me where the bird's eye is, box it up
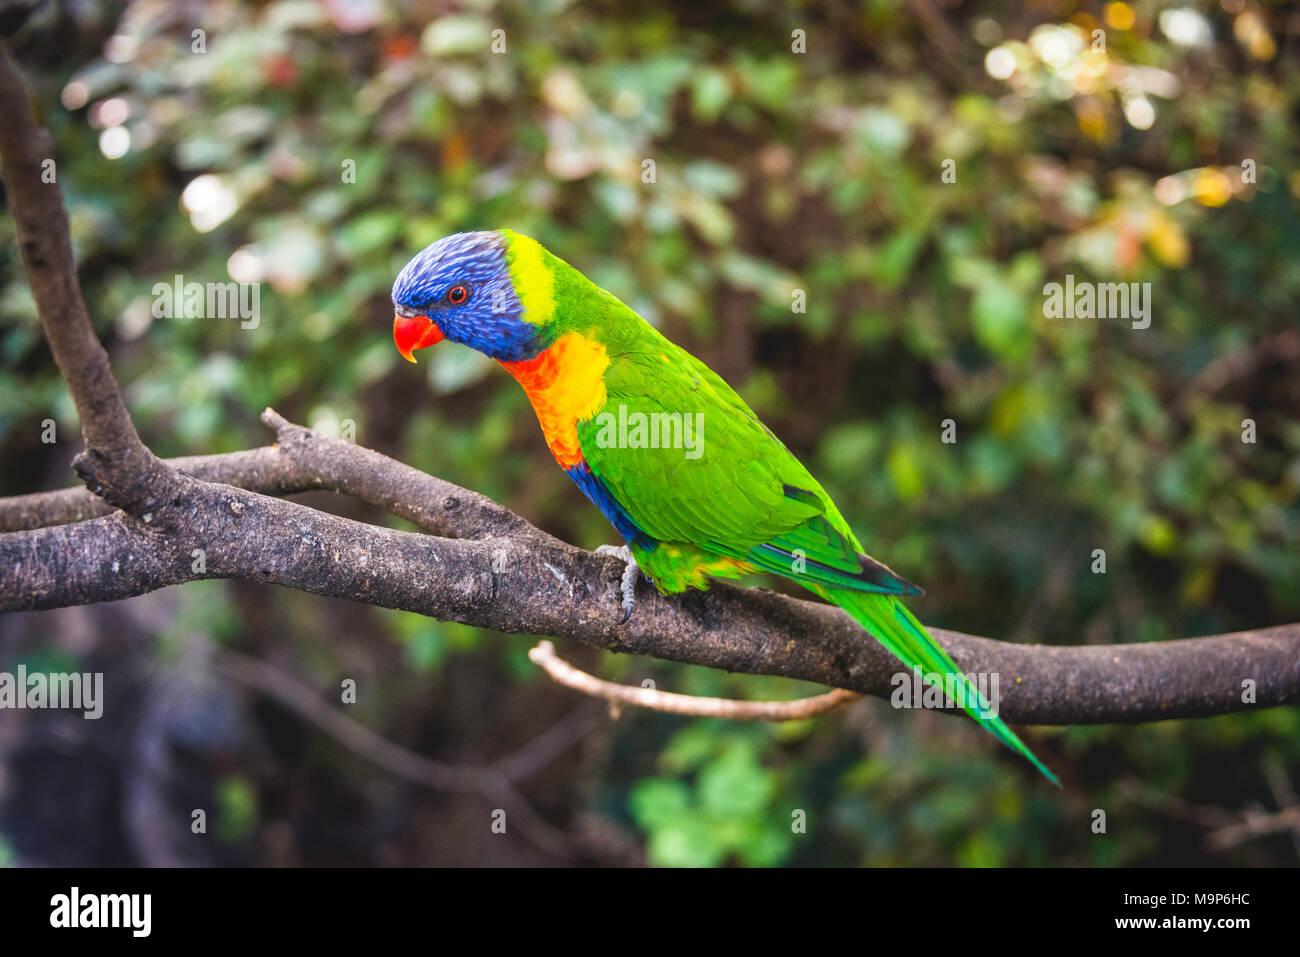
[447,284,469,306]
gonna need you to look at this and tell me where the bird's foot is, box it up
[596,544,640,623]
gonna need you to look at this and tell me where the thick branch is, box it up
[0,46,164,507]
[0,411,538,538]
[1,449,1295,725]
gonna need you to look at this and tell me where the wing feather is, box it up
[577,341,921,596]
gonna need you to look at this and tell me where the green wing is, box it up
[576,338,920,596]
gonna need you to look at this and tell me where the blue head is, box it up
[390,230,542,363]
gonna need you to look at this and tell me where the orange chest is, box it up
[499,332,609,469]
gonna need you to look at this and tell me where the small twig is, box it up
[1175,328,1300,411]
[1260,755,1300,861]
[214,649,599,857]
[217,650,478,791]
[1125,779,1237,828]
[1126,776,1300,854]
[528,640,860,721]
[1205,806,1300,852]
[215,648,596,791]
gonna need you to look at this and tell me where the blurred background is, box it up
[0,0,1298,866]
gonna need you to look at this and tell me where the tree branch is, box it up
[0,45,167,510]
[0,411,536,538]
[1,444,1295,725]
[527,640,860,720]
[214,648,600,857]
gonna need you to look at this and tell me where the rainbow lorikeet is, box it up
[391,230,1058,785]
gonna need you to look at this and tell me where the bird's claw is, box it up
[596,544,640,623]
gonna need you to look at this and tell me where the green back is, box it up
[550,258,918,596]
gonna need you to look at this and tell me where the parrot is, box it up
[391,229,1058,786]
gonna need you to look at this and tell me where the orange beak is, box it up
[393,312,445,363]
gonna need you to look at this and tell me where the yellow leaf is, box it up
[1105,2,1135,31]
[1191,168,1231,207]
[1147,212,1189,268]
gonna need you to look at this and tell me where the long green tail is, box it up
[827,587,1060,787]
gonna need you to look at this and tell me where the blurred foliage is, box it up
[1,0,1298,866]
